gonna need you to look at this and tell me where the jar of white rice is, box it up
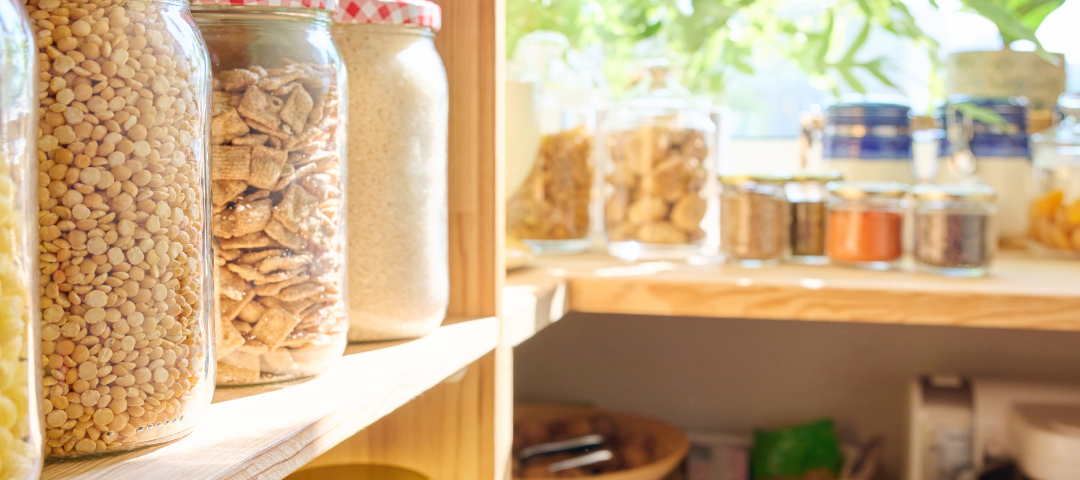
[332,0,449,341]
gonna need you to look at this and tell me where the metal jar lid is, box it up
[826,181,910,200]
[912,183,997,203]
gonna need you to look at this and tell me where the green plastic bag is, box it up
[751,418,843,479]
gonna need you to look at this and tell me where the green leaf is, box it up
[954,102,1008,127]
[962,0,1041,44]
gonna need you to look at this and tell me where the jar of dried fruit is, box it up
[0,0,44,475]
[27,0,214,457]
[506,32,597,254]
[193,0,349,384]
[720,175,790,267]
[331,0,449,342]
[601,64,717,260]
[1029,93,1080,258]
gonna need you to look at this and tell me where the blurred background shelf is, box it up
[41,318,499,480]
[506,252,1080,332]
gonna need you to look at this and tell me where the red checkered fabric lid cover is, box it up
[190,0,337,12]
[334,0,441,31]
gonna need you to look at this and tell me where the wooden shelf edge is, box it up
[503,269,569,346]
[42,317,500,480]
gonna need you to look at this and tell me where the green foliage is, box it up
[958,0,1063,62]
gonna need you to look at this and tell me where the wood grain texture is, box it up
[504,268,569,346]
[41,318,499,480]
[507,253,1080,331]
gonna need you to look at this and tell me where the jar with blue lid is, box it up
[937,97,1031,242]
[822,101,914,184]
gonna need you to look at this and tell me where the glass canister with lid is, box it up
[912,184,997,277]
[937,96,1031,243]
[719,175,789,267]
[0,0,43,475]
[330,0,449,341]
[505,32,597,254]
[1029,93,1080,258]
[28,0,214,457]
[193,0,348,383]
[826,181,909,270]
[822,100,913,184]
[786,170,842,264]
[601,64,717,260]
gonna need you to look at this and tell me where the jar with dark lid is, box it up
[785,170,842,264]
[912,184,997,277]
[826,181,909,270]
[720,175,789,267]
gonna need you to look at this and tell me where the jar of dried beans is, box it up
[601,65,716,260]
[912,184,997,277]
[192,0,348,383]
[28,0,214,457]
[1029,93,1080,259]
[331,0,449,341]
[0,0,44,475]
[506,32,597,254]
[719,175,789,267]
[826,181,909,270]
[785,170,841,264]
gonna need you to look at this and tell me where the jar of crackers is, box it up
[601,64,717,260]
[27,0,215,458]
[193,0,348,384]
[0,0,44,474]
[506,32,597,254]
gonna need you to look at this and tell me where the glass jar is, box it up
[720,175,789,267]
[786,170,842,264]
[28,0,213,458]
[193,0,349,383]
[826,181,909,270]
[506,32,597,254]
[0,0,44,476]
[912,184,997,277]
[601,65,717,260]
[1029,93,1080,258]
[330,0,448,341]
[938,97,1031,243]
[822,100,913,184]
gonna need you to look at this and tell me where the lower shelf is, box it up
[42,317,499,480]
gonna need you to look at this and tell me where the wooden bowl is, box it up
[513,404,689,480]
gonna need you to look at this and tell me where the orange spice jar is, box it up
[826,181,909,269]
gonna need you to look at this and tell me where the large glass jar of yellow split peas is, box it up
[26,0,215,458]
[0,0,44,476]
[1030,93,1080,258]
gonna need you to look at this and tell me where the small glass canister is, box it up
[826,181,909,270]
[506,32,596,254]
[602,65,717,260]
[1029,93,1080,258]
[912,184,997,277]
[0,0,43,475]
[331,0,450,342]
[720,175,789,267]
[193,0,349,384]
[29,0,215,457]
[785,170,842,264]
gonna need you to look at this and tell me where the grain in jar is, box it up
[719,175,788,267]
[0,0,44,475]
[193,0,348,383]
[826,181,908,270]
[26,0,214,457]
[785,171,841,264]
[332,0,449,342]
[912,184,996,277]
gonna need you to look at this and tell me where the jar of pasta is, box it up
[720,175,789,267]
[193,0,349,383]
[506,32,597,254]
[601,65,717,260]
[0,0,44,475]
[331,0,449,342]
[826,181,909,270]
[1029,93,1080,258]
[28,0,214,457]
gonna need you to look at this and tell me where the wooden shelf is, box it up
[42,317,499,480]
[506,252,1080,332]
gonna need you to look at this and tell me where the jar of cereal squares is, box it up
[193,0,349,384]
[26,0,215,458]
[332,0,449,342]
[601,64,717,260]
[0,0,44,475]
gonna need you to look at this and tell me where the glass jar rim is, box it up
[827,180,910,199]
[912,183,996,203]
[720,174,790,186]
